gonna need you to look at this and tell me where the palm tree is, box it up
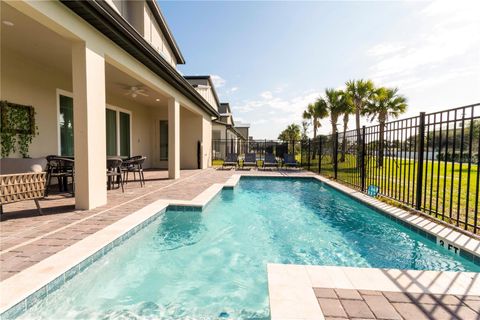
[278,123,301,142]
[302,101,328,139]
[345,79,375,166]
[323,89,344,137]
[364,87,407,166]
[338,91,354,162]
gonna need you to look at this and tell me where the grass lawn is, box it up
[306,154,478,233]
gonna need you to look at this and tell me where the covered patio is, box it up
[1,1,213,210]
[0,168,236,281]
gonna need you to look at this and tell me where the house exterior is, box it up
[1,0,219,210]
[185,76,246,158]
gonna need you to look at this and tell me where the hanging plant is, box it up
[0,101,38,158]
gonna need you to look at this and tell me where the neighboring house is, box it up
[234,122,250,143]
[1,0,219,210]
[185,76,246,158]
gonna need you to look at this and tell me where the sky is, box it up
[160,0,480,139]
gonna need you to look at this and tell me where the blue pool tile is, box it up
[460,250,474,262]
[46,275,65,294]
[26,286,47,308]
[91,249,104,263]
[79,256,93,272]
[65,265,80,282]
[1,300,26,320]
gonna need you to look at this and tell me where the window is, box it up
[106,109,117,156]
[58,94,74,156]
[119,112,131,157]
[106,107,131,157]
[159,120,168,160]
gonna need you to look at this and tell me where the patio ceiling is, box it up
[1,3,170,111]
[1,2,71,76]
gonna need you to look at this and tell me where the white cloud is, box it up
[260,91,273,99]
[367,43,405,57]
[210,74,226,88]
[367,0,480,90]
[229,87,239,92]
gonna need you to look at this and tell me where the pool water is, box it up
[20,177,480,319]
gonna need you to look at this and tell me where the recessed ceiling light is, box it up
[155,98,160,102]
[2,20,14,27]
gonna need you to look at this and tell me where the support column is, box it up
[168,98,180,179]
[72,42,107,209]
[201,115,212,169]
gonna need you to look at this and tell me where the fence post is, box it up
[334,132,339,179]
[318,136,322,173]
[308,139,311,170]
[361,126,366,192]
[416,112,426,210]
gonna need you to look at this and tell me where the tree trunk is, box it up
[313,117,318,139]
[355,107,362,168]
[378,116,386,167]
[340,113,349,162]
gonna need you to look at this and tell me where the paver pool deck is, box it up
[1,168,479,319]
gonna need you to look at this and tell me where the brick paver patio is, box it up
[0,168,236,281]
[314,288,480,320]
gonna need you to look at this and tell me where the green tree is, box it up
[345,79,375,166]
[364,87,407,166]
[301,119,310,140]
[302,100,328,139]
[339,92,354,162]
[278,123,301,142]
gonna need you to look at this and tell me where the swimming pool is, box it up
[18,177,480,319]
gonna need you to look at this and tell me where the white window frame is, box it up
[106,104,133,157]
[56,89,74,156]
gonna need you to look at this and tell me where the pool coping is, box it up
[267,263,480,320]
[1,171,479,318]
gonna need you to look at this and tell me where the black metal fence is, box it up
[212,103,480,234]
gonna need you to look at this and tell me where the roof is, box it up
[146,0,185,64]
[219,103,231,114]
[184,75,222,110]
[213,120,246,140]
[235,122,250,128]
[61,0,218,118]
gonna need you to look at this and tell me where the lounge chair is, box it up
[242,153,257,169]
[263,153,278,170]
[222,153,238,169]
[283,154,299,169]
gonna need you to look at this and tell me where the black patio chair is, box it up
[243,153,257,169]
[107,158,124,192]
[222,153,238,169]
[45,155,75,196]
[283,154,299,169]
[263,153,279,170]
[122,156,146,187]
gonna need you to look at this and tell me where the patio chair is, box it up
[283,154,299,169]
[107,158,124,192]
[122,156,146,187]
[263,153,279,170]
[45,155,75,196]
[242,153,257,169]
[222,153,238,169]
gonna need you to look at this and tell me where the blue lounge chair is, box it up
[243,153,257,169]
[283,154,299,169]
[223,153,238,169]
[263,153,278,170]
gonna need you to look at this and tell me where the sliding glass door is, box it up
[106,107,131,158]
[119,112,131,158]
[106,109,117,156]
[59,94,74,156]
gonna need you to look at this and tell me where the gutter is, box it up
[60,0,219,118]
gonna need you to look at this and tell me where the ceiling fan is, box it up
[124,86,148,98]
